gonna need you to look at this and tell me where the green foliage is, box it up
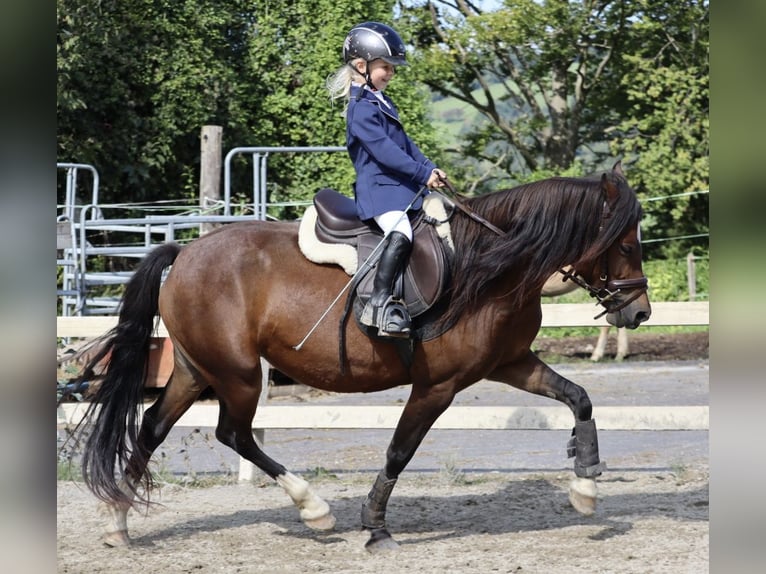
[643,257,709,302]
[238,0,444,217]
[607,0,709,259]
[403,0,650,188]
[57,0,257,203]
[538,324,708,340]
[57,0,442,216]
[439,456,468,485]
[401,0,709,237]
[57,460,82,482]
[303,467,338,480]
[58,0,708,263]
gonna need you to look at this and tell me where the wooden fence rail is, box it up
[56,301,709,338]
[57,301,708,480]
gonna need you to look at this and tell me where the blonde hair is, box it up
[326,59,364,114]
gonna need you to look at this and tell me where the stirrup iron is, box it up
[360,296,411,337]
[378,298,411,337]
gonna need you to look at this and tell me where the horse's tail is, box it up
[78,242,182,507]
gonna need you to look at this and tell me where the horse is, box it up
[73,161,651,552]
[541,269,631,361]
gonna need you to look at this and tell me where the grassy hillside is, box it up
[429,83,508,139]
[428,82,608,175]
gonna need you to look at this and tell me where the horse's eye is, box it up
[619,244,633,256]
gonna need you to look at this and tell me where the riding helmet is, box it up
[342,22,408,66]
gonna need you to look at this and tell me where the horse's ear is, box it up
[612,160,624,177]
[601,172,619,203]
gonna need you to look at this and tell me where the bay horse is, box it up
[74,162,651,552]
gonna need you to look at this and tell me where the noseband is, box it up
[557,262,648,320]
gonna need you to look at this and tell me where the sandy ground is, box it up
[57,463,708,574]
[57,355,709,573]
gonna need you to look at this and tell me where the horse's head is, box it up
[570,162,652,329]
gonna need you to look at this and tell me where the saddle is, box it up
[300,188,453,320]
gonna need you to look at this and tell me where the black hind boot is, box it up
[360,231,412,337]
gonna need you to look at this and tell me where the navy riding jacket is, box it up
[346,85,436,221]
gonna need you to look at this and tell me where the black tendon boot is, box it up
[360,231,412,337]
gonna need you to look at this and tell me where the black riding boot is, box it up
[361,231,412,337]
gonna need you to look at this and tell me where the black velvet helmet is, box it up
[342,22,408,66]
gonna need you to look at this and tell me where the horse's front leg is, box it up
[590,326,610,361]
[616,327,629,361]
[362,382,456,553]
[489,351,605,515]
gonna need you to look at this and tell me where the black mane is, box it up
[441,172,642,325]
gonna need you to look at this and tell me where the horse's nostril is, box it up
[635,311,650,323]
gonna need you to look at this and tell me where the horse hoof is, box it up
[304,512,337,531]
[568,477,598,516]
[102,529,130,547]
[364,528,400,554]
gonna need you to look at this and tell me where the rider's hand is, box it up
[427,169,448,189]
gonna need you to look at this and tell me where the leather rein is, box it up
[437,178,648,319]
[437,179,505,236]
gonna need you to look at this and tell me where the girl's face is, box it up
[355,59,396,91]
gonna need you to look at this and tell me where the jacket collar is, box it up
[350,85,400,123]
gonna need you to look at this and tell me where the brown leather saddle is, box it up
[313,187,452,319]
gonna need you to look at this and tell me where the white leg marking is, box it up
[277,472,335,527]
[100,478,134,546]
[568,477,598,516]
[616,327,629,361]
[590,326,609,361]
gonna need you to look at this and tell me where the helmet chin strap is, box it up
[363,62,377,91]
[348,61,377,97]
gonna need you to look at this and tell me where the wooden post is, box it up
[199,125,223,234]
[686,252,697,301]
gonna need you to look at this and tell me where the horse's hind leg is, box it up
[489,351,605,516]
[213,375,336,531]
[362,383,456,552]
[102,356,207,546]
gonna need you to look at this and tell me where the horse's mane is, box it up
[440,172,642,326]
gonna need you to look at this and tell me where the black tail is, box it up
[78,242,181,507]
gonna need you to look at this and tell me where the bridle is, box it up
[438,178,648,320]
[559,187,649,319]
[556,264,648,320]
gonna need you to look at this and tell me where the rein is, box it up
[437,179,505,236]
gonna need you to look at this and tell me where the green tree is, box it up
[240,0,442,219]
[401,0,642,189]
[607,0,709,259]
[57,0,442,216]
[400,1,707,195]
[57,0,256,204]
